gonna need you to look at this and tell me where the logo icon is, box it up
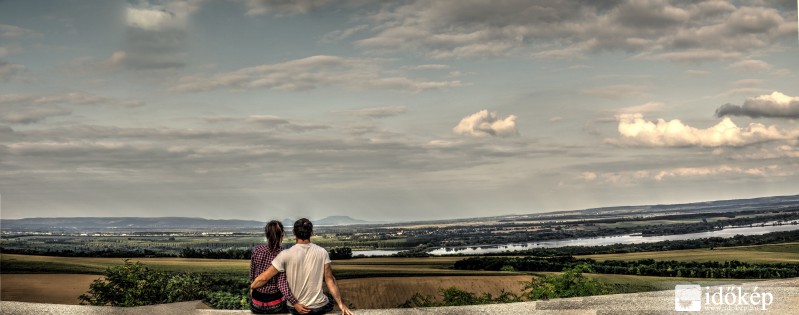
[675,285,702,311]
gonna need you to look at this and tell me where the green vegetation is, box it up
[455,256,799,279]
[399,265,614,307]
[329,247,353,260]
[79,260,248,309]
[398,287,521,307]
[521,264,608,300]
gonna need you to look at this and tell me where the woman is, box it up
[249,220,299,314]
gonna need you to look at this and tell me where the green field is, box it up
[579,242,799,263]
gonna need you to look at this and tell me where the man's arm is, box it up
[250,265,279,290]
[324,263,355,315]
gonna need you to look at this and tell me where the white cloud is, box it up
[616,102,664,115]
[352,1,793,62]
[0,92,144,108]
[170,55,462,92]
[581,164,789,184]
[727,59,772,72]
[116,1,204,69]
[244,0,369,15]
[0,24,39,38]
[610,113,799,147]
[246,115,330,132]
[345,106,407,119]
[716,91,799,118]
[453,110,518,137]
[0,107,72,124]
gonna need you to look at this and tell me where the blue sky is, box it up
[1,0,798,221]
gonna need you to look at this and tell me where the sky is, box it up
[0,0,798,221]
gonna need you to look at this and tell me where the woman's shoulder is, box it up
[252,244,269,254]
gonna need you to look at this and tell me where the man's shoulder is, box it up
[307,243,328,252]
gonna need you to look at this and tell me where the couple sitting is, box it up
[249,218,355,315]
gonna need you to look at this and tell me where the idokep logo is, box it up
[675,285,775,312]
[675,285,702,311]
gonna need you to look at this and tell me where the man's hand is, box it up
[293,303,310,314]
[338,303,355,315]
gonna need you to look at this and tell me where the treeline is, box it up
[1,246,353,260]
[454,256,799,279]
[641,212,799,236]
[0,247,176,258]
[179,248,251,259]
[461,230,799,257]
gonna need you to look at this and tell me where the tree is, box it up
[329,247,353,260]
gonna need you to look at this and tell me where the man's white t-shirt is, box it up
[271,243,331,309]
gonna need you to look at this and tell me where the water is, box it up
[354,223,799,257]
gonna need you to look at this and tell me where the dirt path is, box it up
[0,274,103,305]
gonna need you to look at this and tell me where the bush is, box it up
[398,287,521,307]
[204,291,248,310]
[329,247,353,260]
[79,260,196,306]
[521,264,608,300]
[79,260,247,308]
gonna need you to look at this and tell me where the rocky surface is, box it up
[3,278,798,314]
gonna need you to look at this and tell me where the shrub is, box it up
[329,247,353,260]
[521,264,608,300]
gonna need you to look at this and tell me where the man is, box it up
[251,218,355,315]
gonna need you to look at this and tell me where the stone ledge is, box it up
[3,278,799,314]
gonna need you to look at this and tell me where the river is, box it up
[353,223,799,257]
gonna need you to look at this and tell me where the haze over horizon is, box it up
[1,1,798,221]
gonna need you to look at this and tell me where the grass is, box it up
[578,242,799,263]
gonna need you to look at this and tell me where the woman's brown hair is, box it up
[264,220,284,252]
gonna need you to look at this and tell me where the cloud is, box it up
[351,1,794,62]
[170,55,462,92]
[616,102,664,115]
[246,115,331,132]
[345,106,407,119]
[610,113,799,147]
[243,0,370,15]
[581,164,788,184]
[580,84,651,99]
[0,92,145,108]
[727,59,772,72]
[0,61,26,82]
[0,107,72,124]
[0,24,39,38]
[686,70,709,77]
[453,110,518,137]
[115,1,203,70]
[716,91,799,118]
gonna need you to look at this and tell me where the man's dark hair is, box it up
[293,218,313,240]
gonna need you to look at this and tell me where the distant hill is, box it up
[0,217,265,231]
[1,215,374,231]
[314,215,370,226]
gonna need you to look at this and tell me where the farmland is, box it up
[579,242,799,263]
